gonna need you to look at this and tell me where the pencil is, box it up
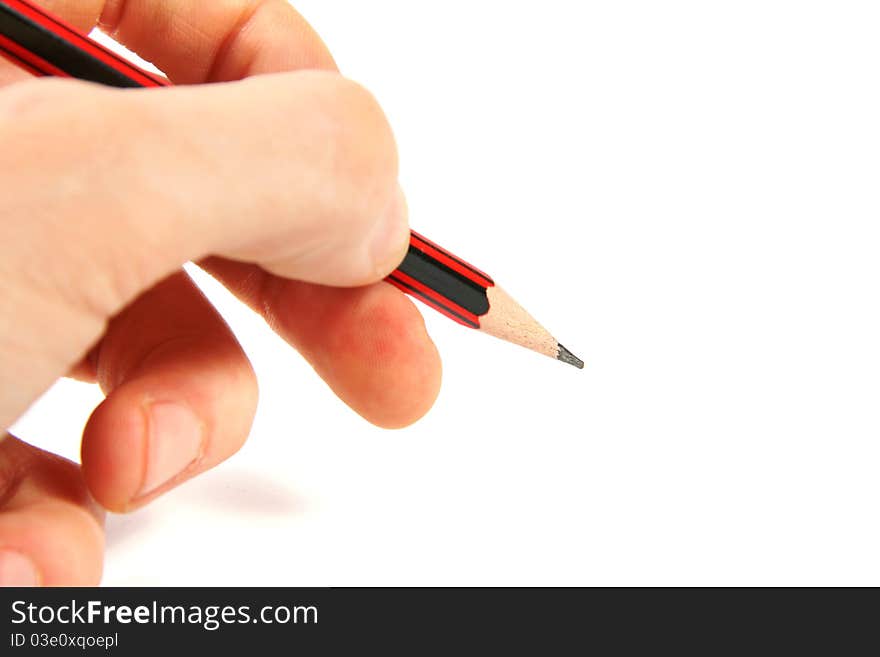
[0,0,583,369]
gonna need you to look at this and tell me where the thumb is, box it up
[0,71,408,428]
[0,71,408,291]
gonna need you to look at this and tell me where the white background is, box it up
[10,1,880,585]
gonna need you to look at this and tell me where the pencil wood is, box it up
[480,287,584,369]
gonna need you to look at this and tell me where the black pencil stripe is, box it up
[387,275,479,328]
[0,41,41,74]
[397,247,490,318]
[412,234,494,286]
[14,0,160,84]
[0,4,141,87]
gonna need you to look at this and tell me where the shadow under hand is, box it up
[104,467,307,551]
[173,468,308,517]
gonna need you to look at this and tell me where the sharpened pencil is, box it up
[0,0,583,369]
[392,232,583,368]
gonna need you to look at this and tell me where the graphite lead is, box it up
[556,344,584,369]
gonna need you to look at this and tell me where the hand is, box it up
[0,0,442,586]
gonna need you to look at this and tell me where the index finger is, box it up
[3,0,336,83]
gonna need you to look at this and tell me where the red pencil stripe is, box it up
[390,270,481,327]
[387,275,479,329]
[0,38,61,78]
[409,234,488,288]
[391,270,478,322]
[0,45,44,75]
[5,0,166,87]
[388,277,469,326]
[409,230,494,287]
[0,30,69,77]
[410,236,491,289]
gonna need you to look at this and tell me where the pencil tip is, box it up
[557,343,584,369]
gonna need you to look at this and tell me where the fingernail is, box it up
[138,402,204,498]
[0,550,40,586]
[369,186,410,277]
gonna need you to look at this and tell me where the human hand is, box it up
[0,0,442,586]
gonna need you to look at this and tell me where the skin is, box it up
[0,0,443,585]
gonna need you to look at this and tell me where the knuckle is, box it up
[0,79,118,172]
[0,80,161,321]
[318,75,400,231]
[0,78,78,119]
